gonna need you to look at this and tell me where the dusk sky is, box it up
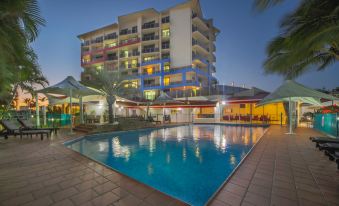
[32,0,338,92]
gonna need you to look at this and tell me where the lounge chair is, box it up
[0,120,50,140]
[309,136,339,148]
[17,118,59,134]
[327,151,339,169]
[147,116,161,124]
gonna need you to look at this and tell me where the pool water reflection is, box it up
[65,124,266,206]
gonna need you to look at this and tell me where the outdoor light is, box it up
[222,101,226,105]
[337,117,339,121]
[177,108,182,111]
[31,115,34,118]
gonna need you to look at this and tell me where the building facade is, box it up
[78,0,219,100]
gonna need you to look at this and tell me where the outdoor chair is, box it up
[309,136,339,148]
[327,151,339,169]
[147,116,161,124]
[163,115,171,124]
[18,118,59,134]
[0,120,50,140]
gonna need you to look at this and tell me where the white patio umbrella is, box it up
[257,80,338,134]
[153,92,182,121]
[36,76,102,133]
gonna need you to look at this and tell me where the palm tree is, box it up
[0,0,48,107]
[82,70,139,124]
[254,0,339,79]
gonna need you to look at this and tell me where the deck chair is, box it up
[0,120,50,140]
[309,136,339,148]
[18,118,59,134]
[327,151,339,169]
[147,116,161,124]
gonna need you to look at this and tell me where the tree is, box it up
[82,70,139,124]
[0,0,48,108]
[254,0,339,79]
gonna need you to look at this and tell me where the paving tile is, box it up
[94,181,119,195]
[215,190,242,206]
[75,179,99,192]
[270,194,298,206]
[272,186,297,200]
[2,193,34,206]
[22,196,54,206]
[222,182,247,197]
[52,187,79,202]
[91,191,120,206]
[114,194,142,206]
[243,192,270,206]
[144,191,175,206]
[247,184,271,198]
[50,199,75,206]
[70,189,99,205]
[33,184,61,199]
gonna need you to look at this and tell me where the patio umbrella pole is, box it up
[287,97,294,134]
[70,88,73,134]
[35,93,40,127]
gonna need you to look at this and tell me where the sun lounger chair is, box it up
[147,116,161,124]
[327,151,339,169]
[309,136,339,148]
[318,143,339,157]
[0,120,50,140]
[17,118,59,134]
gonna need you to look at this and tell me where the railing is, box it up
[142,70,161,75]
[192,54,209,65]
[197,114,215,118]
[192,39,209,52]
[192,26,209,40]
[142,23,159,29]
[162,16,170,24]
[169,81,182,85]
[119,38,140,47]
[144,83,160,87]
[119,51,140,58]
[104,34,118,40]
[142,47,159,53]
[106,56,118,61]
[120,63,140,69]
[162,44,170,49]
[81,41,90,46]
[142,35,159,41]
[119,29,137,35]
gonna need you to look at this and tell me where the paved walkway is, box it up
[0,126,338,206]
[211,126,339,206]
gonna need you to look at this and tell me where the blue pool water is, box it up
[65,124,266,206]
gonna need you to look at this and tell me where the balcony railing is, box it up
[119,51,140,58]
[142,70,161,75]
[162,44,170,49]
[106,56,118,61]
[81,41,90,46]
[144,83,160,87]
[104,34,118,40]
[119,38,140,47]
[192,26,209,40]
[142,35,159,41]
[120,63,140,69]
[142,47,159,53]
[119,29,137,35]
[142,23,159,29]
[192,54,208,65]
[192,39,209,52]
[169,81,182,85]
[162,16,170,24]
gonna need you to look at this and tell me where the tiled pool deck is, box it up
[0,126,338,206]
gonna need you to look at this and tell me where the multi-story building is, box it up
[78,0,219,100]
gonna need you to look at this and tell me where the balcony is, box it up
[142,35,159,41]
[81,57,105,66]
[120,63,140,69]
[192,14,209,30]
[119,38,140,47]
[192,26,209,42]
[120,28,138,36]
[192,39,209,53]
[210,65,216,73]
[192,54,208,66]
[106,55,118,61]
[142,70,161,76]
[119,51,140,58]
[144,83,160,88]
[162,43,170,50]
[142,23,159,30]
[104,33,118,40]
[81,41,90,47]
[142,47,159,53]
[162,16,170,24]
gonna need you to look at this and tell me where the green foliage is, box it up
[0,0,48,107]
[254,0,339,79]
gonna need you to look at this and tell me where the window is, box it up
[162,41,170,49]
[131,59,138,67]
[95,64,103,71]
[143,56,156,62]
[124,61,129,68]
[162,16,170,24]
[164,62,170,71]
[132,26,138,33]
[124,50,129,57]
[106,42,117,48]
[164,77,170,86]
[162,29,170,37]
[146,67,153,75]
[144,90,156,100]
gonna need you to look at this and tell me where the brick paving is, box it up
[0,126,338,206]
[211,126,339,206]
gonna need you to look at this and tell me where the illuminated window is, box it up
[144,90,156,100]
[164,77,170,86]
[95,64,103,70]
[82,55,91,63]
[162,29,170,37]
[143,56,156,62]
[106,42,117,48]
[131,59,138,67]
[124,61,129,69]
[147,67,153,75]
[124,50,129,57]
[164,62,170,72]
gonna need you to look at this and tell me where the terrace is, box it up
[0,126,338,206]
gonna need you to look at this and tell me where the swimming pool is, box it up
[65,124,266,206]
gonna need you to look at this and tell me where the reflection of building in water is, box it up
[111,137,131,161]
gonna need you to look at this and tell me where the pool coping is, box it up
[205,125,270,206]
[63,123,269,206]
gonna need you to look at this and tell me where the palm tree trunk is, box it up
[107,101,113,124]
